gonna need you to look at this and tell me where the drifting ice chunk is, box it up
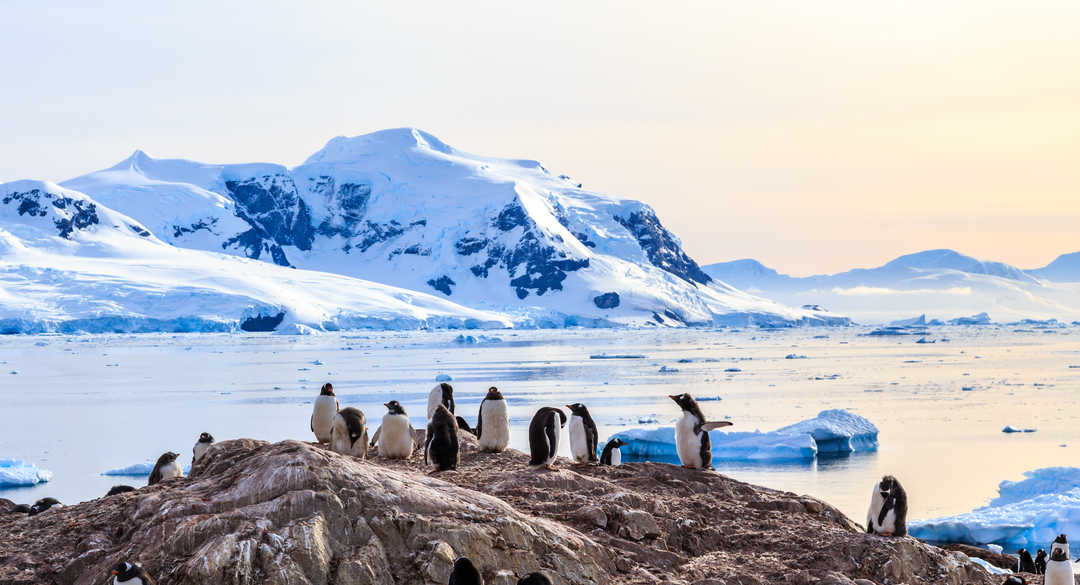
[103,462,191,476]
[1002,425,1036,433]
[889,314,927,328]
[0,458,52,486]
[950,312,992,325]
[909,467,1080,548]
[435,373,453,382]
[611,409,877,463]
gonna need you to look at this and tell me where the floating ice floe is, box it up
[103,462,191,477]
[0,458,53,486]
[910,467,1080,549]
[589,353,646,359]
[453,334,503,344]
[658,365,679,373]
[611,409,878,463]
[435,373,453,382]
[1002,426,1037,433]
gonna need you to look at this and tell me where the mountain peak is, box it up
[304,128,454,165]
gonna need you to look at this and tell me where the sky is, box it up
[1,1,1077,276]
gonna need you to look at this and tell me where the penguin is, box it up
[566,403,599,465]
[10,504,31,514]
[427,382,455,421]
[106,485,136,496]
[528,407,567,470]
[1017,548,1036,573]
[448,557,483,585]
[369,400,415,459]
[669,393,732,470]
[476,386,510,453]
[865,475,908,537]
[600,437,627,466]
[147,452,182,486]
[456,417,477,436]
[28,497,61,516]
[110,561,156,585]
[310,382,339,444]
[517,573,552,585]
[330,407,369,458]
[1044,534,1074,585]
[425,403,460,472]
[192,432,214,465]
[1035,548,1047,574]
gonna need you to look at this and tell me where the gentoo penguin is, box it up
[110,561,156,585]
[865,475,908,537]
[425,403,459,472]
[448,557,483,585]
[528,407,567,470]
[1045,534,1074,585]
[427,382,455,421]
[517,573,552,585]
[456,416,477,436]
[566,403,599,465]
[330,407,369,458]
[106,485,136,496]
[147,452,182,486]
[369,400,415,459]
[1017,548,1036,573]
[600,437,627,466]
[669,393,732,470]
[28,497,61,516]
[476,386,510,453]
[310,382,339,444]
[192,432,214,465]
[1036,548,1047,574]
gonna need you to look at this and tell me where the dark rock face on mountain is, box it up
[1,187,101,239]
[222,174,315,266]
[0,437,996,585]
[613,210,711,286]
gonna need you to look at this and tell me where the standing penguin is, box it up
[147,452,182,486]
[448,557,483,585]
[528,407,567,470]
[310,383,339,444]
[1045,534,1074,585]
[192,432,214,465]
[600,438,627,466]
[865,475,908,537]
[369,400,415,459]
[669,393,732,470]
[477,386,510,452]
[330,407,369,458]
[427,382,455,421]
[566,403,599,465]
[109,561,156,585]
[425,403,460,472]
[1035,548,1047,574]
[1017,548,1036,573]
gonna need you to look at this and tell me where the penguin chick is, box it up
[147,452,182,486]
[330,407,369,458]
[425,404,460,472]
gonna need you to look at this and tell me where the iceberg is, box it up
[103,462,192,476]
[910,467,1080,548]
[0,458,52,486]
[611,409,877,463]
[950,312,992,326]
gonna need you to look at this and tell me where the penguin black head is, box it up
[320,383,335,396]
[1051,534,1070,561]
[565,403,590,417]
[668,393,697,412]
[384,400,407,415]
[610,438,627,448]
[1036,548,1046,558]
[878,475,901,498]
[110,561,150,583]
[197,432,214,444]
[158,451,179,464]
[486,386,503,400]
[517,572,553,585]
[1055,533,1068,544]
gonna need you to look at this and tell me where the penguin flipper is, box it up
[476,399,485,439]
[588,424,599,462]
[370,426,381,448]
[544,413,558,462]
[700,421,733,431]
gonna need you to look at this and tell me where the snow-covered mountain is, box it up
[1028,251,1080,282]
[54,128,844,329]
[704,250,1080,324]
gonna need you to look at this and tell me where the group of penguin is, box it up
[1010,534,1075,584]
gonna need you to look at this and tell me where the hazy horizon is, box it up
[2,1,1077,276]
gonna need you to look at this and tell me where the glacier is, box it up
[0,458,53,487]
[611,409,878,463]
[909,467,1080,548]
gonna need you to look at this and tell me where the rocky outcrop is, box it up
[0,434,997,585]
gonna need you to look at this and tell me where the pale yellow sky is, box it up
[1,1,1077,275]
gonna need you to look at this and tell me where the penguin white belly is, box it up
[192,442,210,463]
[610,447,621,466]
[378,414,414,458]
[569,415,590,463]
[114,577,147,585]
[1045,561,1074,585]
[159,459,183,481]
[477,400,510,451]
[330,414,366,457]
[310,395,338,443]
[675,414,704,468]
[426,386,443,421]
[876,508,896,534]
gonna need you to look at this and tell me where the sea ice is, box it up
[0,458,52,487]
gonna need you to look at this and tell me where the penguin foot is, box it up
[545,464,559,471]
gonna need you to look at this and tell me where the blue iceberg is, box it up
[103,462,191,476]
[0,458,53,487]
[610,409,878,463]
[909,467,1080,548]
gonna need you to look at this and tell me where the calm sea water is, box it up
[1,326,1077,524]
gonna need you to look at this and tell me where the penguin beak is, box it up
[668,395,679,402]
[111,570,118,575]
[564,404,573,410]
[383,402,391,408]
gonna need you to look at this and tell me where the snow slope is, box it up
[1030,251,1080,282]
[60,128,844,328]
[704,250,1080,324]
[0,180,511,333]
